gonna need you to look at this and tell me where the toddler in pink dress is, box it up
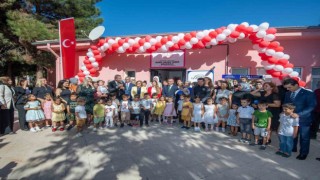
[42,93,53,127]
[163,97,177,125]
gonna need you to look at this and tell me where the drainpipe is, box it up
[224,44,230,74]
[46,43,61,86]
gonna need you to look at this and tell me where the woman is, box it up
[204,77,215,102]
[131,80,147,99]
[153,76,162,88]
[76,77,96,124]
[14,79,31,131]
[147,80,162,98]
[55,80,71,104]
[33,78,54,101]
[0,77,15,135]
[215,81,232,105]
[250,82,281,144]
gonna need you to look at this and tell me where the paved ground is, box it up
[1,115,320,180]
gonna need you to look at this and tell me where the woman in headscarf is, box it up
[152,76,162,88]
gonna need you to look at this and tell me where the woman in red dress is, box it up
[147,80,162,98]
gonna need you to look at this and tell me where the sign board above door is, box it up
[151,51,185,68]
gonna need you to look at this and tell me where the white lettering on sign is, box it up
[151,51,184,68]
[187,70,214,82]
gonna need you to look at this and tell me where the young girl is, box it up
[216,97,229,132]
[105,99,116,128]
[51,97,66,132]
[181,95,193,129]
[203,98,217,131]
[110,94,120,126]
[227,103,239,136]
[75,98,87,137]
[97,80,108,99]
[192,96,204,132]
[24,94,45,132]
[162,97,177,125]
[154,96,166,124]
[42,93,52,128]
[150,93,158,122]
[177,94,184,124]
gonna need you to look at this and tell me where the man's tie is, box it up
[290,91,296,102]
[168,85,172,92]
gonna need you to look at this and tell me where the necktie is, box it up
[290,91,296,102]
[168,85,172,92]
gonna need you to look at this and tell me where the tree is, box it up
[0,0,103,80]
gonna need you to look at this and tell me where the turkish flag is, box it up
[59,18,77,79]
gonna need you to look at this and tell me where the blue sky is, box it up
[96,0,320,36]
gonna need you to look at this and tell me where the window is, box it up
[126,71,136,78]
[312,67,320,90]
[256,67,266,75]
[293,67,303,79]
[231,68,249,75]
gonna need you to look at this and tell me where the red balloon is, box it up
[132,43,140,51]
[155,42,162,48]
[190,31,197,37]
[196,41,205,49]
[202,36,211,43]
[138,38,145,46]
[78,72,85,77]
[105,37,110,43]
[95,55,103,62]
[167,35,173,41]
[277,59,288,65]
[268,57,278,64]
[107,48,114,54]
[89,68,97,74]
[236,25,246,32]
[230,31,240,38]
[215,28,223,34]
[292,77,300,82]
[266,69,275,74]
[86,64,93,69]
[161,37,168,45]
[271,71,281,77]
[246,27,254,34]
[284,63,294,68]
[178,39,186,46]
[259,41,270,48]
[298,81,306,87]
[209,31,217,38]
[118,39,125,46]
[252,39,263,44]
[79,77,84,82]
[124,37,130,42]
[266,28,277,34]
[184,33,192,41]
[279,73,289,80]
[84,59,91,64]
[275,46,284,52]
[145,35,152,42]
[172,44,180,50]
[268,41,279,49]
[111,43,120,51]
[98,39,105,46]
[93,50,100,55]
[90,45,98,50]
[150,45,156,51]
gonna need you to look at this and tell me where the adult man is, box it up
[283,78,316,160]
[124,77,135,99]
[192,78,211,103]
[108,75,125,100]
[162,78,178,99]
[311,81,320,139]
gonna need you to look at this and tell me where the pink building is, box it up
[34,26,320,90]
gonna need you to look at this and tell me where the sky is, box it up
[96,0,320,37]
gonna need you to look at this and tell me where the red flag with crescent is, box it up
[59,18,77,79]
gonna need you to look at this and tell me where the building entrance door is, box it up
[150,69,186,83]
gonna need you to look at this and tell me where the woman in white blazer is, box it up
[0,76,15,135]
[131,80,147,99]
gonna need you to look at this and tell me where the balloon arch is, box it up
[76,22,305,87]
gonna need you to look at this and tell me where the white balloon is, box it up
[99,46,106,52]
[289,71,299,77]
[134,37,141,43]
[87,52,94,57]
[91,62,99,67]
[256,30,267,38]
[227,24,237,31]
[196,32,205,39]
[80,66,87,71]
[165,41,174,47]
[103,43,110,49]
[107,39,115,45]
[203,30,210,36]
[143,42,151,49]
[172,36,180,43]
[238,33,245,39]
[122,43,130,49]
[75,75,79,79]
[185,42,192,49]
[178,33,185,39]
[283,68,293,74]
[161,45,168,52]
[222,29,232,36]
[274,65,284,71]
[117,47,125,53]
[210,39,218,45]
[266,49,276,56]
[128,39,135,45]
[283,54,290,60]
[115,37,121,41]
[156,36,162,41]
[138,46,145,53]
[228,38,237,43]
[89,57,96,62]
[88,48,92,52]
[264,34,275,41]
[264,64,275,70]
[216,34,226,41]
[190,37,199,44]
[149,38,157,45]
[259,22,270,31]
[250,25,259,32]
[83,70,90,75]
[257,47,267,53]
[241,22,249,27]
[274,52,284,59]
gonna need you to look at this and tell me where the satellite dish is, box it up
[88,26,105,40]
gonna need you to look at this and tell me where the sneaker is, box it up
[181,126,186,129]
[93,128,97,132]
[67,125,74,131]
[260,145,266,150]
[215,127,219,132]
[120,123,124,128]
[194,127,197,131]
[128,124,133,127]
[282,153,291,158]
[250,142,258,146]
[186,127,190,130]
[239,138,245,143]
[76,133,83,137]
[275,151,284,156]
[245,139,251,144]
[221,128,225,133]
[52,127,57,132]
[30,128,37,133]
[88,125,94,129]
[59,127,64,131]
[99,127,104,130]
[35,126,42,132]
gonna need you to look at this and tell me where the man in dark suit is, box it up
[163,78,178,100]
[283,78,316,160]
[192,78,211,103]
[108,74,125,100]
[124,77,135,99]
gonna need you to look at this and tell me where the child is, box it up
[177,94,184,124]
[216,97,229,132]
[239,77,251,92]
[51,97,66,132]
[130,95,142,127]
[276,103,299,157]
[120,94,131,127]
[150,93,158,122]
[181,95,193,129]
[105,99,116,128]
[110,94,120,126]
[66,92,78,131]
[203,98,217,131]
[237,98,255,143]
[93,98,105,131]
[97,80,108,99]
[227,103,239,136]
[163,96,177,125]
[42,93,53,128]
[24,94,45,132]
[75,98,87,137]
[154,96,166,124]
[251,101,272,150]
[192,96,204,132]
[140,93,152,127]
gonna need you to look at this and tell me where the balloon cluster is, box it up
[75,22,305,87]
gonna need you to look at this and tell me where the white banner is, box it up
[151,51,184,68]
[187,70,214,82]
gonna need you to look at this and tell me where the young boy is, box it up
[67,92,78,131]
[120,94,131,127]
[239,77,251,92]
[75,98,87,137]
[93,98,105,131]
[181,95,193,130]
[237,98,255,143]
[276,103,299,157]
[251,101,272,150]
[110,94,120,126]
[130,95,142,127]
[177,94,184,124]
[140,93,152,127]
[105,99,116,128]
[150,93,158,122]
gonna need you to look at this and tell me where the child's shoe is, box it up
[67,125,74,131]
[35,126,42,132]
[99,127,104,130]
[215,127,219,132]
[239,138,245,143]
[30,128,37,133]
[93,128,97,132]
[52,127,57,132]
[221,128,225,133]
[76,132,83,137]
[59,127,64,131]
[260,145,266,150]
[88,125,94,129]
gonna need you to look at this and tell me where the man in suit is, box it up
[124,77,135,99]
[192,78,211,103]
[108,74,125,100]
[162,78,178,100]
[283,78,316,160]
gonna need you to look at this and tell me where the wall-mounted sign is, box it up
[222,74,264,79]
[151,51,185,68]
[187,70,214,82]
